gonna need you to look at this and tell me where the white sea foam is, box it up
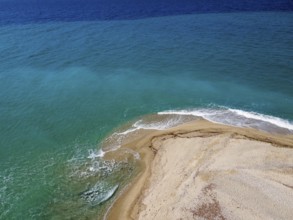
[228,109,293,130]
[115,127,139,135]
[87,149,105,159]
[114,119,178,137]
[114,115,185,138]
[158,107,293,132]
[134,116,184,130]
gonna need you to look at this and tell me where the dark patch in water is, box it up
[80,184,119,206]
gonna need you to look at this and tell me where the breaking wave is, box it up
[158,107,293,134]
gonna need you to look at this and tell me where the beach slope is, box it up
[106,119,293,220]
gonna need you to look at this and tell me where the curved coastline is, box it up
[105,119,293,220]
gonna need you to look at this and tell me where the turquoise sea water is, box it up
[0,12,293,219]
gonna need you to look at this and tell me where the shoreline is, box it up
[105,119,293,220]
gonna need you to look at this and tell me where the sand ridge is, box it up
[106,119,293,220]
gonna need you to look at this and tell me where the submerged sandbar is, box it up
[105,119,293,220]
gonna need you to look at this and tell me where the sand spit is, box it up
[106,119,293,220]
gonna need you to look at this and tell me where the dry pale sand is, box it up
[106,119,293,220]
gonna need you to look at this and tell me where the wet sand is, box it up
[105,119,293,220]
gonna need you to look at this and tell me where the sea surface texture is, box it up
[0,0,292,219]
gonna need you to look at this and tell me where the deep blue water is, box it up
[0,0,293,25]
[0,1,293,220]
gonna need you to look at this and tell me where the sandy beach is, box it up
[106,119,293,220]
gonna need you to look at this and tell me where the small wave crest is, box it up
[69,150,133,180]
[132,116,184,130]
[114,115,186,136]
[100,114,192,152]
